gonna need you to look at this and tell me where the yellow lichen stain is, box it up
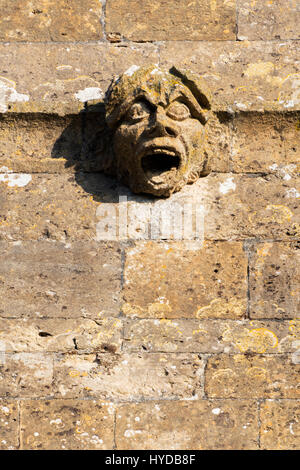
[69,370,87,378]
[195,298,245,319]
[211,368,236,381]
[253,243,272,278]
[192,327,208,335]
[122,301,172,318]
[222,324,278,353]
[288,320,300,338]
[246,366,267,381]
[236,328,278,354]
[265,205,294,223]
[244,62,275,78]
[210,0,217,11]
[158,319,183,336]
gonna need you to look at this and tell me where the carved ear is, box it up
[169,66,212,111]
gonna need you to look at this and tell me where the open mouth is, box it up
[141,149,181,180]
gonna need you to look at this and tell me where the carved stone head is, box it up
[105,65,212,197]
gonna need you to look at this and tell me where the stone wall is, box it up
[0,0,299,450]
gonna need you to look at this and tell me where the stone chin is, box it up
[114,135,207,198]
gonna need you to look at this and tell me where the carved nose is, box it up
[149,111,179,138]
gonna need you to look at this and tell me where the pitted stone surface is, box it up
[115,400,258,450]
[249,242,300,319]
[0,0,103,41]
[205,354,300,398]
[21,400,114,450]
[0,401,18,450]
[238,0,300,41]
[123,241,247,319]
[0,241,121,318]
[106,0,236,41]
[53,353,204,400]
[260,400,300,450]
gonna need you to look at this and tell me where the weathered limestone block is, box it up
[0,401,19,450]
[53,353,204,400]
[160,41,300,111]
[0,114,82,173]
[281,113,300,164]
[20,400,114,450]
[202,174,300,240]
[249,242,300,319]
[0,44,158,114]
[0,353,53,398]
[238,0,300,40]
[0,318,123,353]
[1,112,299,176]
[123,319,300,354]
[260,400,300,450]
[123,241,247,319]
[106,0,237,41]
[1,173,298,241]
[205,354,300,398]
[0,0,103,41]
[115,400,258,450]
[0,242,121,318]
[0,42,298,114]
[0,173,119,241]
[230,113,300,173]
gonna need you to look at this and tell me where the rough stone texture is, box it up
[0,0,103,41]
[0,318,123,353]
[0,400,19,450]
[205,354,300,398]
[116,400,258,450]
[249,242,300,319]
[282,113,300,165]
[106,0,236,41]
[1,113,299,175]
[0,43,158,114]
[238,0,300,41]
[53,353,204,400]
[260,400,300,450]
[230,112,300,173]
[0,353,53,398]
[1,173,298,241]
[0,114,82,173]
[123,319,300,354]
[0,1,299,451]
[123,241,247,319]
[20,400,114,450]
[0,42,299,114]
[0,174,118,240]
[161,41,300,112]
[0,241,121,318]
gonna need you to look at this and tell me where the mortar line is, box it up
[236,0,239,41]
[257,399,263,450]
[113,407,117,450]
[0,39,299,45]
[18,400,22,450]
[100,0,107,41]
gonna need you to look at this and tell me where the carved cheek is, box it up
[115,122,147,153]
[183,120,204,147]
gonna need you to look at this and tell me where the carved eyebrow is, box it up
[131,95,157,111]
[169,88,204,118]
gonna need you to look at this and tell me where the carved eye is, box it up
[126,100,152,122]
[167,101,191,121]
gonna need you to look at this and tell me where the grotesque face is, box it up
[106,66,211,197]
